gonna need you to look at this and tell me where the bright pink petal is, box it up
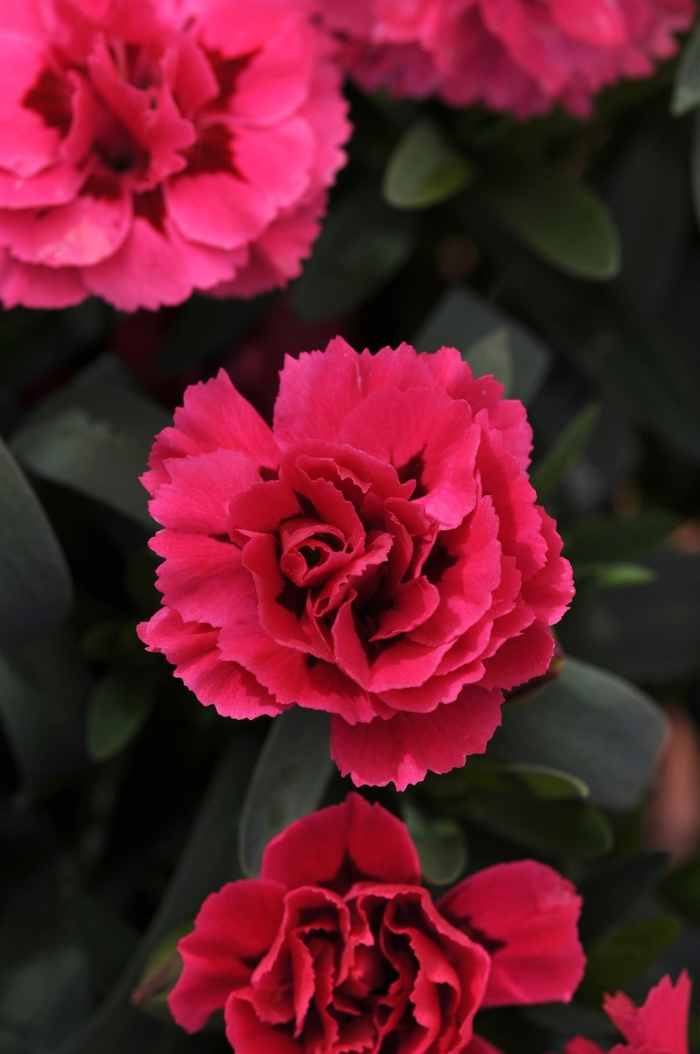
[261,792,422,891]
[410,495,503,648]
[565,1040,606,1054]
[169,879,286,1032]
[274,339,443,451]
[466,1038,506,1054]
[422,347,533,470]
[438,860,585,1007]
[230,21,315,125]
[0,250,85,307]
[330,686,503,790]
[165,117,314,250]
[338,385,480,530]
[151,530,250,627]
[0,161,88,209]
[226,993,302,1054]
[148,448,261,535]
[146,368,279,494]
[551,0,628,45]
[0,33,63,177]
[137,607,283,719]
[480,621,555,692]
[603,973,691,1054]
[0,183,131,266]
[83,211,238,311]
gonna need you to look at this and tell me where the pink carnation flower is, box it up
[321,0,696,118]
[566,973,692,1054]
[0,0,350,310]
[168,794,585,1054]
[137,338,574,789]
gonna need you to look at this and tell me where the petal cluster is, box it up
[0,0,350,310]
[320,0,696,118]
[168,794,586,1054]
[566,973,691,1054]
[138,338,574,789]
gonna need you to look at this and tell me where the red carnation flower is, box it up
[168,794,586,1054]
[566,973,692,1054]
[137,338,573,789]
[320,0,695,118]
[0,0,350,310]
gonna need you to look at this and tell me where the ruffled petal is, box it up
[330,686,503,790]
[169,879,287,1032]
[137,607,283,719]
[437,860,585,1007]
[261,792,422,891]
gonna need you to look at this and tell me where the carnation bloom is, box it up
[137,338,573,789]
[0,0,349,310]
[168,794,586,1054]
[320,0,696,118]
[565,973,692,1054]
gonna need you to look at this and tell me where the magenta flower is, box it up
[567,973,692,1054]
[168,795,585,1054]
[0,0,350,310]
[137,339,573,788]
[321,0,696,118]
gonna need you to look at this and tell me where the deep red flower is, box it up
[137,338,573,789]
[320,0,695,118]
[0,0,349,310]
[168,794,585,1054]
[566,973,692,1054]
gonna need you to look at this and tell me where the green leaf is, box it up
[414,285,550,405]
[0,437,72,650]
[578,851,671,945]
[464,327,514,395]
[85,671,157,762]
[531,403,601,500]
[239,708,334,878]
[577,916,682,1005]
[575,562,657,589]
[465,793,613,858]
[10,354,170,528]
[0,627,90,793]
[481,159,621,280]
[487,658,667,810]
[561,552,700,682]
[56,733,259,1053]
[565,512,681,564]
[383,120,475,209]
[672,22,700,115]
[131,921,193,1024]
[658,850,700,924]
[400,802,467,885]
[293,186,416,322]
[427,759,588,802]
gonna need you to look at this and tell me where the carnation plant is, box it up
[2,2,700,1054]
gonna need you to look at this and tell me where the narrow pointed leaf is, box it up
[672,22,700,115]
[10,355,170,528]
[239,707,334,878]
[531,403,601,499]
[0,437,72,650]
